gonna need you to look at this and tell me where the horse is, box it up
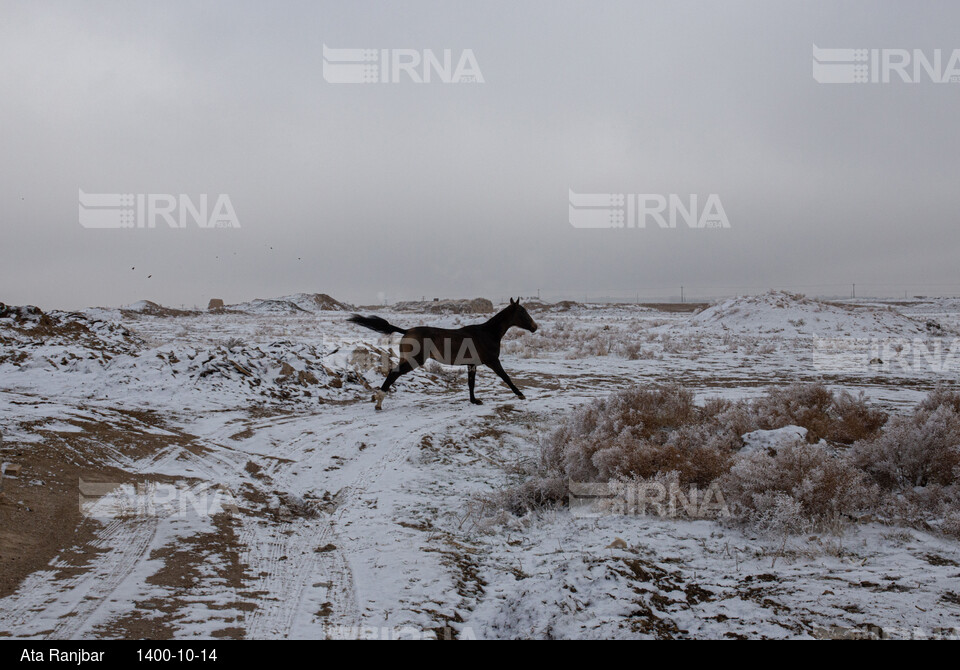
[348,298,538,410]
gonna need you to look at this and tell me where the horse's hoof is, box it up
[471,398,483,405]
[516,392,526,400]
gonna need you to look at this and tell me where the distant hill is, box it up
[222,292,354,315]
[121,300,197,317]
[392,298,494,314]
[682,290,931,337]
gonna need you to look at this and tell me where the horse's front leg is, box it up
[467,365,482,404]
[486,358,525,400]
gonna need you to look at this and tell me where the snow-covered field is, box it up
[1,292,959,639]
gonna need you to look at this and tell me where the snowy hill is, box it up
[683,291,929,337]
[225,293,353,315]
[279,293,354,313]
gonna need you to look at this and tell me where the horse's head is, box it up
[507,297,538,333]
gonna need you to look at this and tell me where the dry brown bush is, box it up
[917,387,960,415]
[746,383,886,444]
[490,384,956,537]
[543,385,723,485]
[851,405,960,490]
[721,443,879,531]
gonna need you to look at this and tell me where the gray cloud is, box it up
[1,0,958,309]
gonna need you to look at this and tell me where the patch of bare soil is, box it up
[29,408,207,465]
[93,514,254,639]
[417,530,486,637]
[0,441,133,600]
[0,410,210,601]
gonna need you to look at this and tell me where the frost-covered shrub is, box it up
[541,383,883,491]
[745,493,808,536]
[542,385,731,486]
[477,476,568,518]
[754,383,836,439]
[499,384,956,538]
[585,424,735,488]
[942,510,960,540]
[917,387,960,415]
[707,399,760,441]
[699,384,886,446]
[879,484,960,538]
[851,404,960,489]
[721,443,879,530]
[746,383,886,444]
[829,390,890,444]
[499,316,653,361]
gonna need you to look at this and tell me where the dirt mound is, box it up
[121,300,197,317]
[0,302,141,357]
[282,293,354,312]
[393,298,494,314]
[144,340,374,401]
[224,299,308,315]
[522,300,584,313]
[222,293,353,315]
[0,303,43,322]
[684,290,929,337]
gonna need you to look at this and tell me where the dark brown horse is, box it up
[348,298,538,409]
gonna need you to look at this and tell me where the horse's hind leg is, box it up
[467,365,482,405]
[374,359,415,410]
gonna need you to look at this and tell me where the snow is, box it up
[223,293,353,315]
[683,291,931,338]
[1,295,959,639]
[226,298,309,315]
[741,426,808,453]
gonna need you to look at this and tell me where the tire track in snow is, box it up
[237,515,359,639]
[229,398,467,638]
[0,517,159,639]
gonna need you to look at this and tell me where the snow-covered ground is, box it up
[1,292,959,639]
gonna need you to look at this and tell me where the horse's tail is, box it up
[348,314,408,335]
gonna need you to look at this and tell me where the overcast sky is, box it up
[1,0,959,310]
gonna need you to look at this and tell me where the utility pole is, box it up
[852,283,856,299]
[680,285,684,304]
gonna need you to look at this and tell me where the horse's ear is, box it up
[516,297,521,304]
[509,297,515,305]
